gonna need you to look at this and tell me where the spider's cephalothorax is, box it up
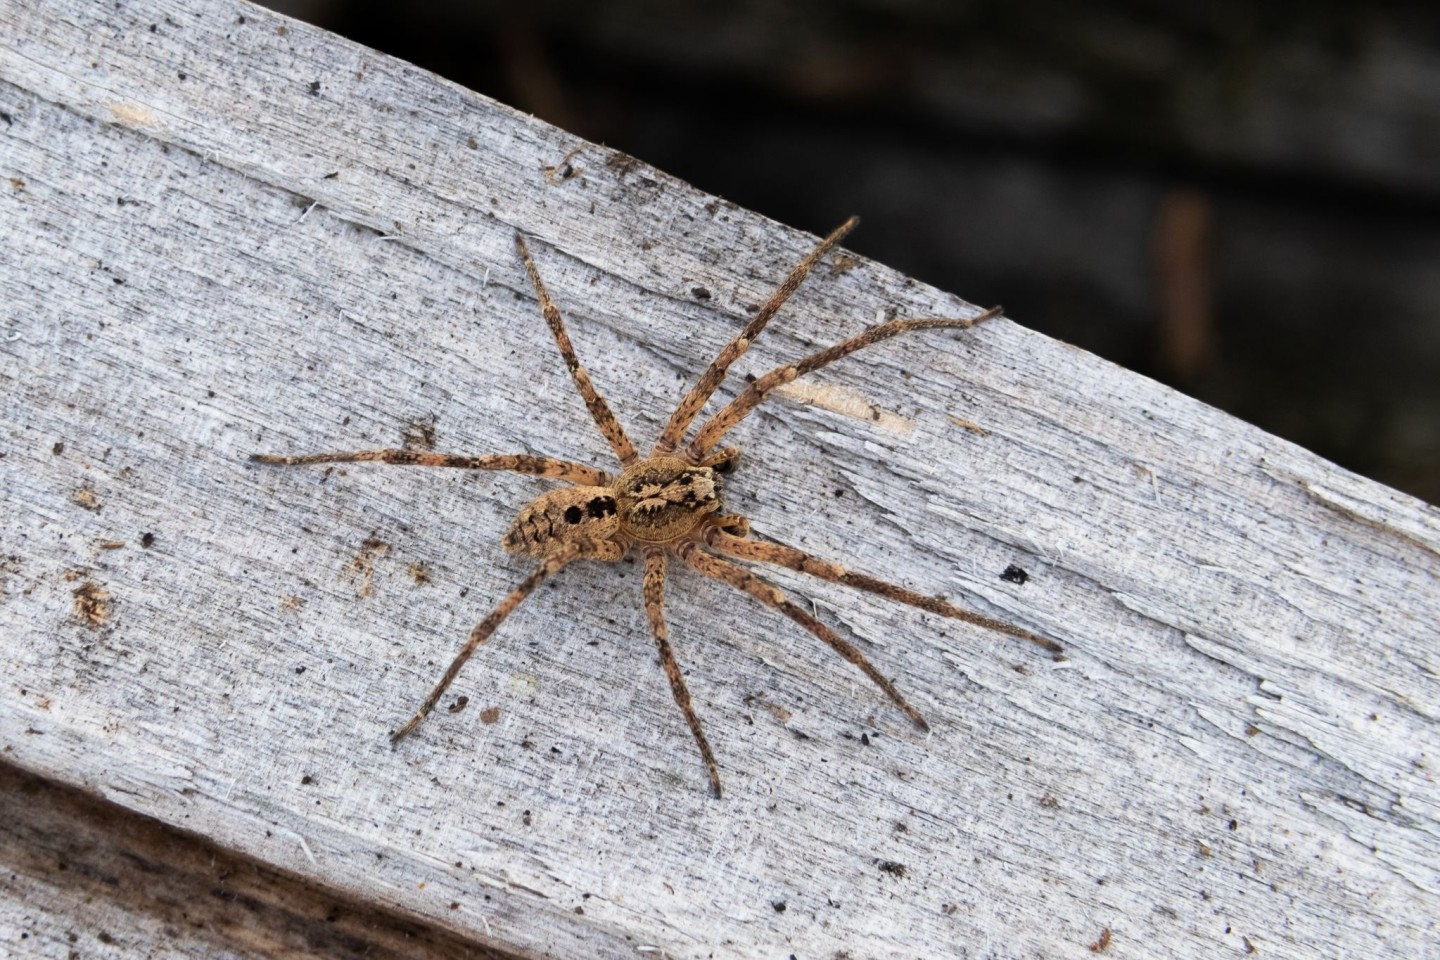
[616,458,721,543]
[252,216,1060,797]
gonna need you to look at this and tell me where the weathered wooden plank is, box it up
[0,760,514,959]
[1,1,1437,958]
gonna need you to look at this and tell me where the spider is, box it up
[252,217,1060,797]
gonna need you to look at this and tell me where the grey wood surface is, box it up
[2,1,1438,958]
[0,760,508,959]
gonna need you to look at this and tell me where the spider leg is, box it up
[685,307,1004,461]
[676,541,928,730]
[704,527,1061,654]
[390,544,582,743]
[652,218,860,456]
[514,233,639,464]
[251,449,611,486]
[643,548,723,797]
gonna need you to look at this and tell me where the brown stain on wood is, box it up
[107,102,160,128]
[402,417,437,451]
[347,538,391,598]
[947,415,989,436]
[72,581,111,628]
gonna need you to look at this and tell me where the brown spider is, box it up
[252,217,1060,797]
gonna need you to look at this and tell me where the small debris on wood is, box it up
[604,151,642,178]
[542,146,584,186]
[347,537,391,598]
[72,581,112,627]
[947,415,990,436]
[402,416,437,451]
[742,692,793,725]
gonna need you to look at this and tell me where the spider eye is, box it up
[564,505,583,524]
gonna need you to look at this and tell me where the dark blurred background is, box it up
[259,0,1440,504]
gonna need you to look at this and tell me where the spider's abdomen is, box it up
[503,486,620,557]
[616,456,721,544]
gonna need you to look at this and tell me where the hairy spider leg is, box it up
[686,308,1005,462]
[652,217,860,455]
[643,548,723,796]
[389,540,623,743]
[704,526,1060,654]
[250,449,611,486]
[515,233,638,465]
[677,542,928,730]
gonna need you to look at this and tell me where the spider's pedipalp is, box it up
[515,232,638,465]
[643,548,722,797]
[686,307,1005,461]
[676,541,928,730]
[653,217,859,456]
[696,444,741,474]
[391,543,583,744]
[705,526,1060,654]
[250,448,611,486]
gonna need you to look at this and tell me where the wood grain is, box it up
[2,1,1438,957]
